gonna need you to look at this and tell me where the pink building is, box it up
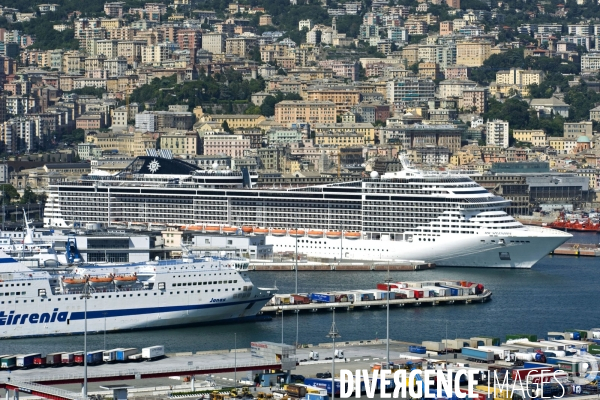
[203,134,251,158]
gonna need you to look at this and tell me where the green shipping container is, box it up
[506,334,538,342]
[0,356,16,369]
[589,344,600,355]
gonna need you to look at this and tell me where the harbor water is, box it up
[2,233,599,355]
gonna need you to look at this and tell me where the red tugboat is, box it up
[547,212,600,232]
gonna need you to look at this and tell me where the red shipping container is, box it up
[376,283,397,291]
[410,289,424,299]
[74,354,84,364]
[511,367,554,380]
[33,357,46,366]
[292,295,310,304]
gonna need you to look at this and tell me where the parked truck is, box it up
[46,352,63,366]
[1,355,16,369]
[116,348,138,361]
[142,345,165,360]
[461,347,495,363]
[309,293,335,303]
[422,341,446,352]
[303,378,341,396]
[61,352,77,365]
[17,353,41,368]
[34,356,46,367]
[86,351,103,365]
[103,348,124,363]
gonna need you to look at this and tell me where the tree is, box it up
[222,121,232,133]
[20,187,38,204]
[0,184,19,203]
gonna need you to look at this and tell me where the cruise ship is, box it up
[44,153,571,269]
[0,251,277,338]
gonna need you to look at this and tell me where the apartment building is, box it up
[456,41,492,67]
[274,101,336,124]
[486,119,509,148]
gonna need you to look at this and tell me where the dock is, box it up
[551,243,600,256]
[260,290,492,313]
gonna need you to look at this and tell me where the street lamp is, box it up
[80,282,91,399]
[384,274,392,368]
[326,309,341,400]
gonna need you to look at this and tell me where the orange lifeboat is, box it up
[271,229,287,237]
[114,273,137,287]
[344,231,361,240]
[183,225,204,231]
[289,229,305,237]
[89,275,114,287]
[242,226,254,233]
[254,228,269,235]
[222,227,238,234]
[326,231,342,239]
[62,276,88,287]
[308,230,324,238]
[205,226,220,232]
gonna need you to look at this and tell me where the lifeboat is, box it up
[114,273,138,287]
[289,229,305,237]
[62,276,88,287]
[205,226,220,233]
[89,275,114,287]
[308,230,324,238]
[242,226,254,233]
[271,229,287,237]
[186,225,204,231]
[326,231,342,239]
[344,231,361,240]
[254,228,269,235]
[222,227,238,234]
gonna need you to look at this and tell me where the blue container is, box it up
[523,362,554,369]
[409,346,427,354]
[439,286,459,296]
[304,378,340,395]
[310,293,334,303]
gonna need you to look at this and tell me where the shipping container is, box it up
[17,353,41,368]
[376,283,399,291]
[291,294,310,304]
[304,378,341,395]
[142,345,165,360]
[61,352,78,364]
[588,344,600,355]
[391,288,414,298]
[506,334,538,342]
[422,341,446,352]
[309,293,335,303]
[477,346,511,360]
[128,353,144,361]
[103,348,124,363]
[86,351,104,365]
[73,353,83,365]
[305,394,327,400]
[116,348,138,361]
[33,356,46,367]
[46,353,63,366]
[470,337,495,347]
[286,384,307,398]
[1,355,16,369]
[461,347,495,362]
[422,286,448,297]
[440,285,465,296]
[409,346,427,354]
[439,286,460,296]
[523,362,555,369]
[547,332,567,340]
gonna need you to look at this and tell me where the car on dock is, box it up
[316,372,331,379]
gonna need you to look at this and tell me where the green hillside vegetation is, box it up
[129,69,265,111]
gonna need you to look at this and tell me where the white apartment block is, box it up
[486,119,509,148]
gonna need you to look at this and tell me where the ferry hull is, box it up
[266,226,571,269]
[0,294,273,339]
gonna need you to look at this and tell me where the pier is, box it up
[551,243,600,256]
[260,290,492,314]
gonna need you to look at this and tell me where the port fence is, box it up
[11,360,283,384]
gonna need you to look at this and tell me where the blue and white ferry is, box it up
[0,250,277,338]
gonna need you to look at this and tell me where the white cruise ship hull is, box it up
[267,226,570,269]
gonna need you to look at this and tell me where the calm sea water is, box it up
[2,232,599,354]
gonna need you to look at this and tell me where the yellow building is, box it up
[548,137,577,155]
[159,132,200,156]
[312,123,376,144]
[315,131,365,146]
[305,88,361,114]
[86,131,156,156]
[456,41,492,67]
[492,68,544,97]
[512,129,547,146]
[274,100,336,124]
[200,114,266,129]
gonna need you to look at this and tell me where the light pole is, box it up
[281,307,284,345]
[80,282,91,399]
[295,223,299,349]
[234,333,237,390]
[103,311,107,350]
[385,273,392,368]
[327,309,340,400]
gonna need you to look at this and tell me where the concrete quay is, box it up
[551,243,600,256]
[260,290,492,314]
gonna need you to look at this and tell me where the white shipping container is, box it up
[392,288,415,298]
[142,345,165,360]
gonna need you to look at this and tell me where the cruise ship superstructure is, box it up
[44,155,571,269]
[0,251,276,339]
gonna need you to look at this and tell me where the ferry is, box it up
[43,152,571,269]
[0,250,277,339]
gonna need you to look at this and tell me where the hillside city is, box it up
[1,0,600,217]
